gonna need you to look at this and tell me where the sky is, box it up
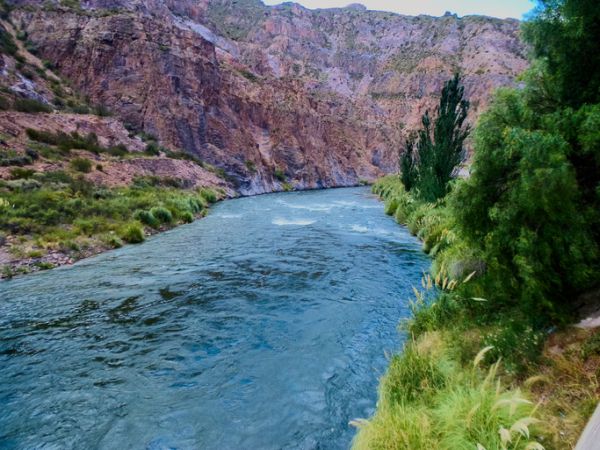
[262,0,537,19]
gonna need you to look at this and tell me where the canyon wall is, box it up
[8,0,527,194]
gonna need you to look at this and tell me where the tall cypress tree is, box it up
[401,74,470,201]
[399,132,419,191]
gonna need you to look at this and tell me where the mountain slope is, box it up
[6,0,527,194]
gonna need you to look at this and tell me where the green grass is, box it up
[353,331,544,450]
[0,173,221,257]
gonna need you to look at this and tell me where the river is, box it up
[0,187,429,449]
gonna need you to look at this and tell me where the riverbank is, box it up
[0,178,224,279]
[352,177,600,449]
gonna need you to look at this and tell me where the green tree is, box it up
[400,74,470,201]
[522,0,600,110]
[450,91,598,319]
[399,133,418,191]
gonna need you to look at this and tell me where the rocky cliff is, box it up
[5,0,527,194]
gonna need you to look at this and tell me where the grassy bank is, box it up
[352,177,599,449]
[0,172,221,277]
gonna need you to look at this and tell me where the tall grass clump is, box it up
[149,206,173,224]
[120,223,144,244]
[353,331,544,450]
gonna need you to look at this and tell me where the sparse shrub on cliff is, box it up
[120,223,144,244]
[239,69,259,82]
[273,167,286,182]
[105,144,128,157]
[245,160,256,173]
[145,141,160,156]
[0,95,10,110]
[0,27,18,56]
[70,157,92,173]
[9,167,35,179]
[150,206,173,224]
[13,98,52,114]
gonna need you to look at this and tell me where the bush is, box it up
[133,209,160,228]
[145,141,160,156]
[0,95,10,110]
[199,188,217,204]
[150,206,172,224]
[70,157,92,173]
[101,234,123,249]
[181,211,194,223]
[120,223,144,244]
[273,167,286,182]
[9,167,35,179]
[0,27,18,56]
[450,90,599,319]
[13,98,52,113]
[106,144,128,157]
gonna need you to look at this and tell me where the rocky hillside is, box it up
[3,0,527,194]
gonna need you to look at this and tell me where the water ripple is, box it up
[0,187,429,450]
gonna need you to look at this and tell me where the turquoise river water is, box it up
[0,187,429,449]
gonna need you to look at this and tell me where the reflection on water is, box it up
[0,187,428,449]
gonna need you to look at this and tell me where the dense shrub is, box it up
[133,209,160,228]
[199,188,217,203]
[9,167,35,179]
[149,206,172,224]
[450,90,599,319]
[70,157,92,173]
[120,223,144,244]
[181,211,194,223]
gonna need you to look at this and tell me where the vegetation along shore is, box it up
[354,1,600,448]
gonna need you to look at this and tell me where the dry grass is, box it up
[529,327,600,449]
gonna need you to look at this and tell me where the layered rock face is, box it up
[8,0,527,194]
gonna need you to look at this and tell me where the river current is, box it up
[0,187,428,449]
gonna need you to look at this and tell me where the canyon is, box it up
[3,0,527,195]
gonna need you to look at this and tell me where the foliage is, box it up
[450,92,599,320]
[13,98,52,113]
[399,74,470,202]
[522,0,600,110]
[120,223,144,244]
[0,175,220,255]
[353,332,544,450]
[70,157,92,173]
[399,133,418,192]
[273,167,286,182]
[149,206,172,224]
[25,128,129,156]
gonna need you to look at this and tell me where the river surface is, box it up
[0,187,428,450]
